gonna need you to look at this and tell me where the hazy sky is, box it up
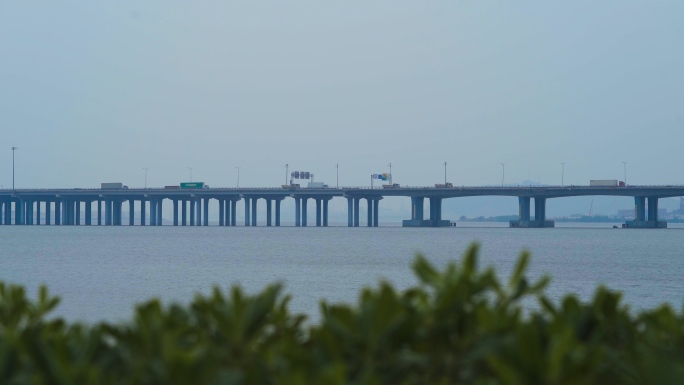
[1,1,682,189]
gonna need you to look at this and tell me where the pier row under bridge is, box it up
[0,185,682,228]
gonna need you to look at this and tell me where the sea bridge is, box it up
[1,185,682,228]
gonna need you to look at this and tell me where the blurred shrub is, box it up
[1,243,684,384]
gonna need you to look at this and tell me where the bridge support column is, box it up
[189,200,196,226]
[104,199,112,226]
[46,202,51,225]
[55,200,61,225]
[85,200,93,226]
[347,198,353,227]
[150,200,157,226]
[158,200,163,226]
[302,198,308,227]
[624,196,667,228]
[141,200,147,226]
[195,199,201,226]
[373,198,380,227]
[219,200,225,226]
[172,200,178,226]
[251,198,258,226]
[225,200,231,226]
[25,200,32,225]
[315,199,322,227]
[35,201,41,225]
[75,201,81,225]
[353,198,360,227]
[266,199,272,227]
[295,198,301,227]
[15,200,24,225]
[96,201,101,225]
[181,200,187,226]
[403,197,431,227]
[231,200,237,226]
[203,199,209,226]
[275,199,281,226]
[244,198,251,226]
[510,197,554,227]
[129,200,135,225]
[323,198,329,226]
[366,198,373,227]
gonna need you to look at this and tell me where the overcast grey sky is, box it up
[1,1,682,189]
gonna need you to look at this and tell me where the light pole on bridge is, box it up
[335,164,339,188]
[444,162,447,184]
[285,164,289,185]
[11,146,17,190]
[501,163,505,187]
[143,168,148,188]
[622,162,627,185]
[235,166,241,188]
[561,163,565,187]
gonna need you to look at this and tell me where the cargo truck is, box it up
[382,184,400,189]
[589,180,625,187]
[180,182,205,189]
[435,183,453,188]
[307,182,328,188]
[101,182,124,189]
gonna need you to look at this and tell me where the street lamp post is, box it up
[143,168,148,188]
[444,162,447,184]
[285,164,289,185]
[11,147,17,190]
[561,163,565,186]
[188,167,193,182]
[622,162,627,185]
[501,163,505,187]
[387,163,393,184]
[235,167,241,188]
[335,164,339,188]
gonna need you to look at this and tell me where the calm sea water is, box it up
[2,222,684,323]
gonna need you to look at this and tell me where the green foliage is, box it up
[2,244,684,384]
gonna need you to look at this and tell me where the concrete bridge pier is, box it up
[365,197,382,227]
[141,200,148,226]
[157,199,163,226]
[203,199,210,226]
[403,196,449,227]
[190,200,196,226]
[275,199,281,226]
[509,197,554,228]
[75,201,82,225]
[295,198,301,227]
[353,198,360,227]
[129,201,135,226]
[251,198,258,226]
[624,196,667,228]
[347,198,353,227]
[195,199,201,226]
[244,197,251,226]
[219,200,225,226]
[55,200,61,225]
[231,200,237,226]
[45,201,51,225]
[151,200,158,226]
[266,199,273,226]
[84,201,91,225]
[35,201,41,225]
[323,198,330,226]
[302,198,308,226]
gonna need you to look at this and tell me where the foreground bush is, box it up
[2,244,684,384]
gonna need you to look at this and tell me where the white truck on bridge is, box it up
[589,180,625,187]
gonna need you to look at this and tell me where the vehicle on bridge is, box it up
[101,182,127,189]
[383,184,401,189]
[164,185,180,189]
[282,184,300,189]
[180,182,208,189]
[590,180,625,187]
[435,183,453,188]
[307,182,328,188]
